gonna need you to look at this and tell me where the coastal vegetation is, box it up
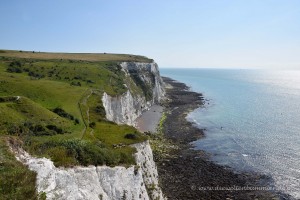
[149,112,178,161]
[0,137,38,200]
[0,50,151,198]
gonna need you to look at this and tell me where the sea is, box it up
[160,68,300,199]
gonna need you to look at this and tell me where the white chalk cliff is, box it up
[102,62,165,126]
[13,141,164,200]
[13,61,166,199]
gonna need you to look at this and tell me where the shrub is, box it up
[38,192,47,200]
[36,139,134,167]
[28,71,45,79]
[9,61,22,67]
[94,105,106,116]
[26,123,56,136]
[89,122,96,128]
[48,146,77,166]
[7,122,65,136]
[52,107,75,121]
[0,97,17,102]
[7,61,23,73]
[124,133,137,140]
[86,80,95,84]
[46,124,63,134]
[74,118,80,125]
[70,81,81,86]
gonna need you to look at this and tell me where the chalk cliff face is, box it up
[102,62,165,125]
[133,142,164,200]
[12,61,166,199]
[13,141,164,200]
[102,91,143,126]
[100,62,165,199]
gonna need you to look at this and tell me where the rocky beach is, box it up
[155,77,290,200]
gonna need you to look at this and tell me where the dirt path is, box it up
[79,90,93,139]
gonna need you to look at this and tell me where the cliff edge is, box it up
[102,62,165,126]
[5,59,164,200]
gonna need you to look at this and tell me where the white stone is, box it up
[13,141,165,200]
[12,61,166,200]
[102,62,165,126]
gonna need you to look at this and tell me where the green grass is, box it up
[149,112,178,162]
[0,49,153,63]
[0,53,149,167]
[0,52,153,198]
[0,58,128,97]
[0,137,38,200]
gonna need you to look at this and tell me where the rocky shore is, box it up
[157,77,290,200]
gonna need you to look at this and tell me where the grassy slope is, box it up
[0,50,149,199]
[0,137,39,200]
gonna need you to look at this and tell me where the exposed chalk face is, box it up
[102,91,146,126]
[12,61,166,200]
[120,62,165,104]
[13,141,165,200]
[133,141,164,200]
[102,62,165,126]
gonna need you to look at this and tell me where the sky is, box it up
[1,0,300,69]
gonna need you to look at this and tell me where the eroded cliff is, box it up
[10,61,166,199]
[12,141,164,200]
[102,62,165,125]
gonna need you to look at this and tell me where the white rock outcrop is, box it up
[102,62,165,125]
[13,141,164,200]
[133,142,164,200]
[102,91,146,126]
[120,62,165,104]
[100,62,165,199]
[12,61,166,199]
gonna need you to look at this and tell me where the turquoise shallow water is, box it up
[160,68,300,199]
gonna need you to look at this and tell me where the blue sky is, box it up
[1,0,300,69]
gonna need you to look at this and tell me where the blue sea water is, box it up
[160,68,300,199]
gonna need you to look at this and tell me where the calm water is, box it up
[160,68,300,199]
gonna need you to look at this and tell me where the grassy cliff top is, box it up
[0,53,148,165]
[0,50,151,198]
[0,49,153,63]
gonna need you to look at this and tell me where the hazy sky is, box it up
[1,0,300,69]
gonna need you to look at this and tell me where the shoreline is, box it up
[155,77,291,200]
[135,105,163,133]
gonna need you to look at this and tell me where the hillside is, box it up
[0,50,159,199]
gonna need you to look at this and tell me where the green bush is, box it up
[74,118,80,125]
[47,146,77,166]
[51,107,75,121]
[94,105,106,116]
[36,139,135,167]
[28,71,45,79]
[46,125,63,134]
[89,122,96,128]
[6,122,65,136]
[124,133,137,139]
[70,81,81,86]
[7,61,23,73]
